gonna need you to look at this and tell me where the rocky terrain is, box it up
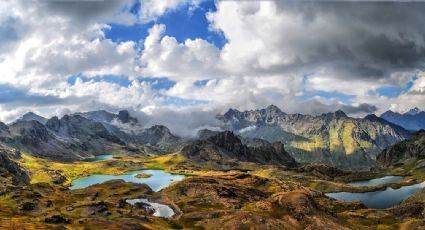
[5,120,89,162]
[217,105,411,169]
[0,108,423,229]
[377,130,425,166]
[181,131,297,169]
[0,146,29,187]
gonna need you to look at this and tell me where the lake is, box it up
[326,182,425,209]
[127,198,175,218]
[69,169,186,191]
[83,154,113,162]
[348,176,404,187]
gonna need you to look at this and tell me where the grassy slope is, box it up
[8,151,425,229]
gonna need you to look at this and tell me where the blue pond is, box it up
[83,154,113,162]
[326,182,425,209]
[348,176,404,187]
[127,198,175,218]
[69,169,185,191]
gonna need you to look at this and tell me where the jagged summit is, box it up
[381,107,425,131]
[117,110,138,124]
[16,112,47,125]
[76,110,138,124]
[405,107,422,115]
[218,106,410,169]
[334,110,347,118]
[321,110,348,119]
[264,104,284,113]
[363,114,381,122]
[181,131,297,167]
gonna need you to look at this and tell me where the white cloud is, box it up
[1,0,425,131]
[140,24,222,81]
[139,0,199,22]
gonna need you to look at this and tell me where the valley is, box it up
[3,1,425,229]
[0,107,424,229]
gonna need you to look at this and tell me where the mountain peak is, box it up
[17,112,47,125]
[364,114,380,122]
[334,110,347,118]
[265,104,282,113]
[405,107,422,115]
[322,110,347,118]
[117,110,138,124]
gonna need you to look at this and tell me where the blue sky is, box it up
[105,0,226,48]
[375,75,418,98]
[1,0,425,123]
[104,0,415,105]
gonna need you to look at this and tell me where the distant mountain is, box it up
[377,130,425,166]
[76,110,138,126]
[217,105,411,169]
[77,110,183,153]
[181,131,297,168]
[16,112,47,125]
[46,115,125,154]
[0,110,184,162]
[381,107,425,131]
[7,120,89,162]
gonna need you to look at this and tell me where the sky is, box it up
[0,0,425,134]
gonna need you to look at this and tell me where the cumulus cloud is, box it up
[139,0,199,22]
[1,0,425,133]
[140,24,222,81]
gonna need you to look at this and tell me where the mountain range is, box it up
[0,110,183,162]
[217,105,411,169]
[380,107,425,131]
[2,105,422,169]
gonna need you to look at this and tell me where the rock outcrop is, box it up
[0,147,29,185]
[377,130,425,166]
[181,131,297,167]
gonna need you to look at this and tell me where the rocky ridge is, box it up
[217,105,411,169]
[181,131,297,168]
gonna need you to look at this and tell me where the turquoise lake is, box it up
[69,169,186,191]
[83,154,113,162]
[348,176,404,187]
[326,182,425,209]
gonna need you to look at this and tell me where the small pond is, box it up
[326,182,425,209]
[83,154,113,162]
[127,198,175,218]
[69,169,185,191]
[348,176,404,187]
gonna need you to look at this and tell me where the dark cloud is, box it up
[0,17,27,55]
[340,103,378,115]
[284,98,377,117]
[261,2,425,81]
[41,0,136,26]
